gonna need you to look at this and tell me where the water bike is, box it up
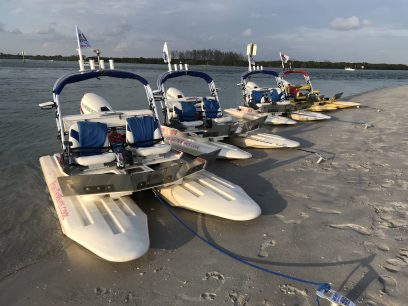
[155,69,300,159]
[224,69,332,122]
[277,69,361,111]
[38,69,261,262]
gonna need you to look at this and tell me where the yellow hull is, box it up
[308,104,338,112]
[329,101,361,109]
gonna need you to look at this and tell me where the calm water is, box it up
[1,59,408,163]
[0,59,408,274]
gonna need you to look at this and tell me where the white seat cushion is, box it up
[75,152,116,166]
[181,120,203,128]
[134,144,171,157]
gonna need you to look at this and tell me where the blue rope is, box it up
[153,190,331,296]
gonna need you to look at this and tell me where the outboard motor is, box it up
[80,93,113,114]
[166,87,185,100]
[245,81,259,92]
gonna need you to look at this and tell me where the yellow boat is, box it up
[328,101,361,109]
[277,70,361,111]
[308,103,338,112]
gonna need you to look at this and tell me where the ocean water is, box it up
[0,59,408,275]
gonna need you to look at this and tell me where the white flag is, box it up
[76,26,92,49]
[163,42,171,63]
[279,52,289,63]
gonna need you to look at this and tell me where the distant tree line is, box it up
[1,51,407,70]
[257,60,408,71]
[170,49,245,66]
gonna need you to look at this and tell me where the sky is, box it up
[1,0,407,63]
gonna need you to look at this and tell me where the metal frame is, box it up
[49,69,160,150]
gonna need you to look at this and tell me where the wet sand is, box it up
[1,86,408,305]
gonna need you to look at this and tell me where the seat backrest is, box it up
[288,85,299,96]
[69,121,109,156]
[126,116,161,148]
[173,101,197,122]
[251,90,269,103]
[202,97,221,119]
[270,88,283,102]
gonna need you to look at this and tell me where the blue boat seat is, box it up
[202,97,222,119]
[251,90,270,103]
[126,116,170,157]
[69,121,116,166]
[270,88,283,102]
[173,101,203,128]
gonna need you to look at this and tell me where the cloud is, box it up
[242,28,252,37]
[10,28,22,35]
[0,22,22,35]
[330,16,370,31]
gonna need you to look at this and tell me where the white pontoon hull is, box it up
[289,110,331,121]
[158,170,261,221]
[40,155,150,262]
[224,107,297,125]
[229,132,300,148]
[161,126,252,159]
[264,115,297,125]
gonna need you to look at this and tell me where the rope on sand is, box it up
[153,189,355,306]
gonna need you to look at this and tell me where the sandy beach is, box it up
[1,85,408,305]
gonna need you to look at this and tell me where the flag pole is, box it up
[75,25,85,72]
[246,43,257,72]
[280,52,285,70]
[163,42,172,72]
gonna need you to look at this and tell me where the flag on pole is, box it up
[279,52,289,64]
[163,42,171,63]
[76,27,92,49]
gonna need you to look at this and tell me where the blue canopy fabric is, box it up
[174,102,197,122]
[76,121,108,156]
[157,70,214,88]
[53,69,149,95]
[202,98,220,119]
[126,116,158,148]
[241,69,279,81]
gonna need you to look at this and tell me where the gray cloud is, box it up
[10,28,22,34]
[330,16,370,31]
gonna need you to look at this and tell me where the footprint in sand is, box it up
[257,239,276,258]
[381,179,395,188]
[203,271,225,282]
[378,275,397,296]
[278,284,310,304]
[201,292,217,301]
[228,291,249,306]
[308,206,342,214]
[329,224,371,235]
[375,202,408,228]
[383,249,408,273]
[275,212,309,224]
[363,241,390,253]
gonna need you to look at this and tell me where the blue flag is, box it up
[76,27,92,49]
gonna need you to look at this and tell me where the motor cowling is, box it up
[80,93,113,114]
[166,87,185,101]
[245,81,259,92]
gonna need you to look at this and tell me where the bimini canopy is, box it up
[241,69,279,82]
[279,69,310,78]
[53,70,149,95]
[157,70,214,89]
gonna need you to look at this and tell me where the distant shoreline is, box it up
[1,52,407,70]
